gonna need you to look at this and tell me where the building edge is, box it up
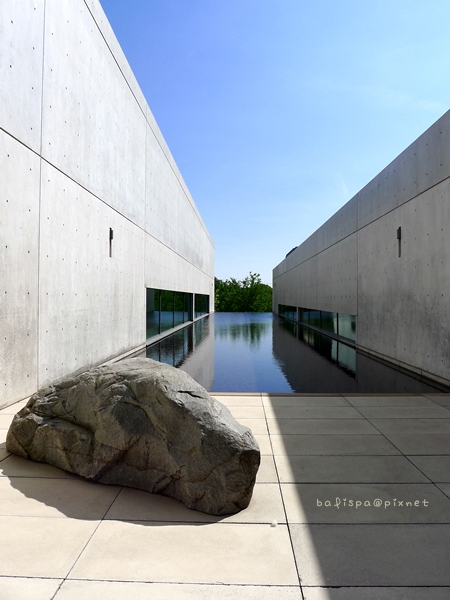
[273,109,450,390]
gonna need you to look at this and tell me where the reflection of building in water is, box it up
[298,324,356,375]
[272,318,442,394]
[272,319,358,393]
[145,318,214,390]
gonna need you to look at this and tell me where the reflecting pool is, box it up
[137,312,443,393]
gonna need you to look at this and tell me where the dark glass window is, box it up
[174,292,185,328]
[146,288,161,338]
[195,294,209,318]
[300,308,310,324]
[184,293,192,323]
[320,311,337,334]
[279,305,297,321]
[298,306,356,343]
[338,313,356,341]
[160,290,174,333]
[309,310,321,328]
[146,288,198,340]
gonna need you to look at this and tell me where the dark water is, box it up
[138,312,443,393]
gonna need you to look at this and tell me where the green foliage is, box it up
[214,272,272,312]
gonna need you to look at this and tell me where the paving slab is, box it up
[56,580,303,600]
[212,395,263,407]
[436,483,450,498]
[267,418,378,435]
[407,455,450,482]
[238,418,269,434]
[274,455,429,483]
[105,483,286,524]
[290,523,450,586]
[270,434,401,456]
[0,430,10,461]
[0,400,28,414]
[69,520,299,585]
[343,396,439,407]
[253,433,272,454]
[263,396,350,407]
[0,577,62,600]
[226,406,266,419]
[0,477,120,519]
[370,418,450,434]
[423,395,450,407]
[0,414,14,429]
[302,587,450,599]
[355,406,450,419]
[281,483,450,523]
[264,406,363,420]
[381,434,450,455]
[0,516,100,577]
[256,454,278,483]
[0,454,78,478]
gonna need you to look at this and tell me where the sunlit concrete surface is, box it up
[1,393,450,599]
[0,0,214,410]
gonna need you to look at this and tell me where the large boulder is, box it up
[6,358,260,515]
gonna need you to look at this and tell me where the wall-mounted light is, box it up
[397,226,401,257]
[109,228,113,257]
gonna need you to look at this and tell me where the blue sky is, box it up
[99,0,450,285]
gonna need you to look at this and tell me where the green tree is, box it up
[214,272,272,312]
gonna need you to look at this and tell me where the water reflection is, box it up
[144,318,215,390]
[272,317,442,393]
[284,319,356,377]
[272,318,358,393]
[135,313,443,393]
[215,313,271,348]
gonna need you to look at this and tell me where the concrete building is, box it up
[273,110,450,390]
[0,0,214,408]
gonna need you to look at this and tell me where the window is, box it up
[284,304,356,343]
[279,305,296,320]
[195,294,209,318]
[146,288,208,341]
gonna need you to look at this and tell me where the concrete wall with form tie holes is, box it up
[0,0,214,408]
[273,110,450,389]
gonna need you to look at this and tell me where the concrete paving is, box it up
[1,393,450,599]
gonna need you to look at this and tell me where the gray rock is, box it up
[6,358,260,515]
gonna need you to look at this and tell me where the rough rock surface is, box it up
[6,358,260,515]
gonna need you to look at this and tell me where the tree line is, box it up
[214,272,272,312]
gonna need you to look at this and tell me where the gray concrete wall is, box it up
[273,110,450,388]
[0,0,214,407]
